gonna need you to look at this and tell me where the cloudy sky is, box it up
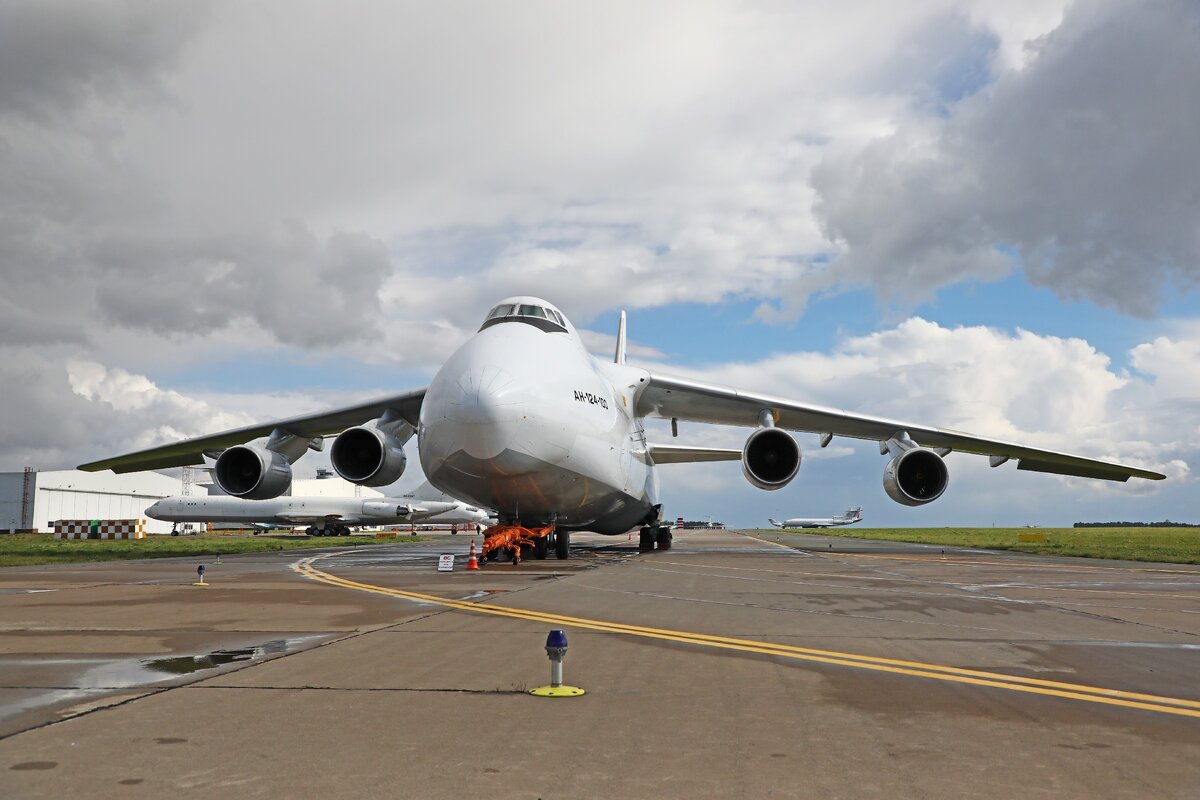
[2,0,1197,527]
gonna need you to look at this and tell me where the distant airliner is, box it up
[147,483,491,537]
[769,507,863,529]
[82,296,1165,559]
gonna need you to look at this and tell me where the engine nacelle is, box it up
[883,448,949,506]
[361,500,415,519]
[330,423,410,487]
[214,444,293,499]
[742,427,801,491]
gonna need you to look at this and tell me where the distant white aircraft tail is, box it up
[768,518,783,528]
[846,507,863,521]
[406,481,450,502]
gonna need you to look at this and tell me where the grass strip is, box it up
[750,527,1200,565]
[0,533,432,567]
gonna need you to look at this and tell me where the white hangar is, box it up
[0,469,183,535]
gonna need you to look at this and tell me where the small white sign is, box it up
[437,553,455,572]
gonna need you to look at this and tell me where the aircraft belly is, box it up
[427,447,651,534]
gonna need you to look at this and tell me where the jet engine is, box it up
[330,420,412,487]
[883,447,949,506]
[213,444,293,499]
[742,427,801,491]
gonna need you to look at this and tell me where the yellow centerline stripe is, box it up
[293,556,1200,719]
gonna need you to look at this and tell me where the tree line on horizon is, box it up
[1073,520,1198,528]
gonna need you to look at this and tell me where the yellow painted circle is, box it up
[529,685,585,697]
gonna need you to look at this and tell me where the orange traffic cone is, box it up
[467,538,480,570]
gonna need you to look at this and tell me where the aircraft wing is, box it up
[78,388,427,473]
[276,512,346,525]
[635,372,1164,482]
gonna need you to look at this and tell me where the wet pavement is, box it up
[1,529,1198,798]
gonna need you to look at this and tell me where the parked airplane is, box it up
[769,507,863,529]
[82,296,1165,558]
[147,484,492,536]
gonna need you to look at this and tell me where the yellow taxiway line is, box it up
[293,554,1200,719]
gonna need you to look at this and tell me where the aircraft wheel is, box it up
[555,529,570,560]
[655,527,672,551]
[533,535,549,560]
[306,527,316,537]
[639,528,655,553]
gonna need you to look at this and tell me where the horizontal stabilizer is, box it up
[647,444,743,464]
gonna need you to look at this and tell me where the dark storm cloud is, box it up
[0,1,207,119]
[809,0,1200,315]
[0,1,395,350]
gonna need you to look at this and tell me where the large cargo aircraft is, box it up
[769,507,863,529]
[81,296,1164,557]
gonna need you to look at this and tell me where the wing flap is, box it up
[1016,459,1132,482]
[79,387,427,473]
[636,371,1164,482]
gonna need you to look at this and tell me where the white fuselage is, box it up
[771,513,862,529]
[417,316,659,534]
[146,495,491,527]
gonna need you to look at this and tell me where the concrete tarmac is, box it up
[1,529,1198,798]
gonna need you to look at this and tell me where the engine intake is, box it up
[883,448,949,506]
[214,444,293,499]
[330,422,410,487]
[742,427,801,491]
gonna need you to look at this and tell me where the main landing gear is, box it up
[305,525,351,537]
[639,525,672,553]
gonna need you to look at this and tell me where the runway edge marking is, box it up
[292,554,1200,719]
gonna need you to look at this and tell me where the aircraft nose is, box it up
[449,366,523,425]
[422,365,526,462]
[146,500,163,519]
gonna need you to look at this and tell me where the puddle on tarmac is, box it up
[143,638,299,676]
[0,635,327,727]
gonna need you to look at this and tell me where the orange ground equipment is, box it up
[479,523,555,565]
[466,539,480,570]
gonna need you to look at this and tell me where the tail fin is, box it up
[614,310,627,364]
[768,518,781,527]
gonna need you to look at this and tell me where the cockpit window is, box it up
[479,302,568,334]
